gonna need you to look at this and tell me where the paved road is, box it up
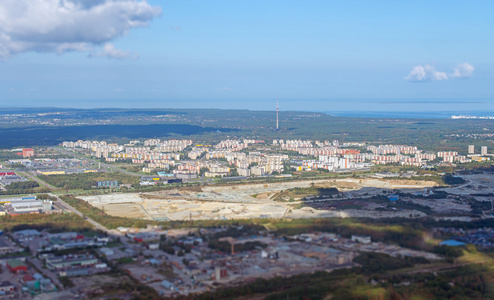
[51,193,111,234]
[27,256,64,289]
[53,147,141,177]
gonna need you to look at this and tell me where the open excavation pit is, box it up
[80,178,439,221]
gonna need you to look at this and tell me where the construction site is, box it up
[81,178,439,221]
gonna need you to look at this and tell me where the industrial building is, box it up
[13,229,41,240]
[4,198,52,215]
[45,254,98,270]
[0,173,27,186]
[37,168,98,176]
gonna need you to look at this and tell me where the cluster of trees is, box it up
[353,252,428,274]
[0,151,25,160]
[433,245,464,258]
[469,199,492,215]
[442,173,466,185]
[212,224,266,239]
[0,213,91,232]
[8,181,39,189]
[273,217,427,251]
[208,240,267,253]
[36,193,57,200]
[38,174,97,190]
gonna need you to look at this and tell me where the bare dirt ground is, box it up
[81,178,438,221]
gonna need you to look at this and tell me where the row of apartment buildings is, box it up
[61,138,490,177]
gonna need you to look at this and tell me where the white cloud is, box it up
[0,0,161,59]
[91,43,137,59]
[450,63,474,79]
[405,63,475,82]
[405,65,448,82]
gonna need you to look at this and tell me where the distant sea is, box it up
[3,98,494,119]
[324,111,494,119]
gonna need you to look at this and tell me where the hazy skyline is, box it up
[0,0,493,111]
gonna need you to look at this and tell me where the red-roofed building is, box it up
[22,149,35,158]
[7,259,27,274]
[21,274,35,283]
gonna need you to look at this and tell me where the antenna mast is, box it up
[276,99,279,130]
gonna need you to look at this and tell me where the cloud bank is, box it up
[0,0,161,59]
[405,63,475,82]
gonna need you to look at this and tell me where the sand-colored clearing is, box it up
[80,178,437,221]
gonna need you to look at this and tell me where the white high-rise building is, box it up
[481,146,488,156]
[468,145,475,154]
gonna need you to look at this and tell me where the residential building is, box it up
[22,148,35,158]
[482,146,488,156]
[468,145,475,154]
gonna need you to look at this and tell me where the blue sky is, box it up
[0,0,493,111]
